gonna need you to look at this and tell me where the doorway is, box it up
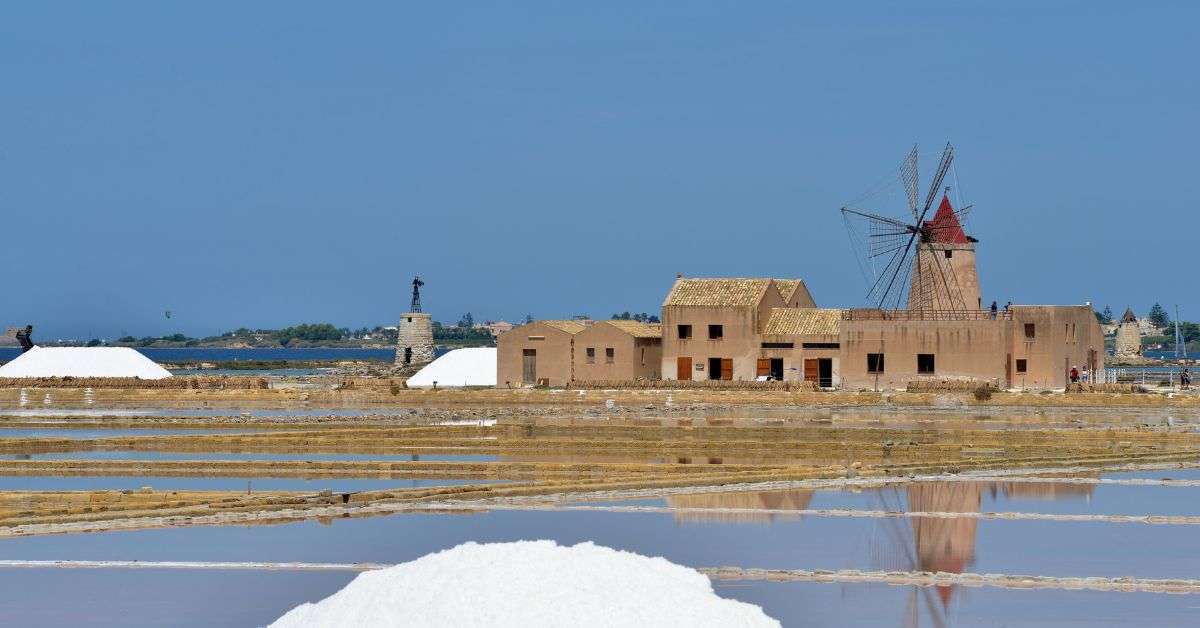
[805,358,833,387]
[708,357,723,380]
[403,347,412,365]
[770,358,784,380]
[522,349,536,384]
[677,357,692,381]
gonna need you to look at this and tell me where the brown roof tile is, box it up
[663,278,773,308]
[604,320,662,338]
[539,320,588,334]
[763,308,844,336]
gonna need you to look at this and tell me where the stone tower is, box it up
[396,276,434,367]
[1114,307,1142,358]
[908,195,982,311]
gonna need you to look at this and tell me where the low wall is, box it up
[565,379,818,391]
[907,379,999,393]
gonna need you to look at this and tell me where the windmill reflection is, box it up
[871,478,1095,627]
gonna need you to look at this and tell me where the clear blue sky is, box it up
[3,2,1197,340]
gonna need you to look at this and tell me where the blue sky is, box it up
[2,2,1197,339]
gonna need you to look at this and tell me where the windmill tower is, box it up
[396,275,434,367]
[842,143,982,312]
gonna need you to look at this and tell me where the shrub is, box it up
[972,386,993,401]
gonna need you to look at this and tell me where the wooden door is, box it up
[1005,353,1012,388]
[756,359,771,377]
[522,349,536,384]
[720,358,733,381]
[677,357,692,381]
[803,358,818,383]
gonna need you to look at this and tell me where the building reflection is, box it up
[665,489,815,523]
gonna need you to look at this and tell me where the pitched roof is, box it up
[603,320,662,339]
[762,308,844,336]
[1121,307,1137,323]
[773,279,800,300]
[539,320,588,334]
[663,278,773,308]
[923,195,969,244]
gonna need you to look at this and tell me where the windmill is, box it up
[841,143,981,312]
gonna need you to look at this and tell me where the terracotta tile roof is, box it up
[762,308,844,336]
[604,320,662,339]
[539,320,588,334]
[663,278,772,308]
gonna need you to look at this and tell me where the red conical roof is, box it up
[923,195,968,244]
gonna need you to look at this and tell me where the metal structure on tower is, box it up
[410,276,424,313]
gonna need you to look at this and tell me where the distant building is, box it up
[0,328,17,347]
[1114,308,1143,358]
[477,320,514,337]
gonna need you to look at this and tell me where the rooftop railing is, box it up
[842,309,1013,322]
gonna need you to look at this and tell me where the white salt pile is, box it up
[270,540,779,627]
[405,347,496,388]
[0,347,172,380]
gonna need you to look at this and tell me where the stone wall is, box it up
[1115,321,1142,357]
[396,312,434,366]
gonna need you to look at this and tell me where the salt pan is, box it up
[270,540,779,627]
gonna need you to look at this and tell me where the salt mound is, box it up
[0,347,172,380]
[406,347,495,388]
[270,540,778,628]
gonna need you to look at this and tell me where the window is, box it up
[867,353,885,373]
[677,324,692,339]
[1024,323,1036,339]
[527,335,545,341]
[944,249,953,259]
[407,317,412,323]
[917,353,935,374]
[761,342,794,349]
[1016,359,1027,374]
[802,342,840,349]
[708,324,723,339]
[585,347,595,364]
[605,348,614,364]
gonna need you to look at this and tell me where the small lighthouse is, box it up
[396,275,434,367]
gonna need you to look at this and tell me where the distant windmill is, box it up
[841,143,982,312]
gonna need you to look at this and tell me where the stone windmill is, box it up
[396,275,434,367]
[841,143,982,312]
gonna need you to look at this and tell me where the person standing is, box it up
[990,301,998,320]
[1183,368,1192,390]
[1070,365,1080,384]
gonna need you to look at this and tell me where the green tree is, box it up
[1096,305,1113,324]
[457,312,474,328]
[85,338,102,347]
[524,314,534,324]
[1148,303,1171,328]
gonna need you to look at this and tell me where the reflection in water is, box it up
[665,490,814,523]
[667,478,1096,627]
[875,479,1097,627]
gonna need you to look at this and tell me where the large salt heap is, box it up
[0,347,172,380]
[405,347,496,388]
[271,540,778,627]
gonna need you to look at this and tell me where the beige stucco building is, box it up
[573,320,663,381]
[496,320,586,387]
[660,277,797,382]
[758,308,844,386]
